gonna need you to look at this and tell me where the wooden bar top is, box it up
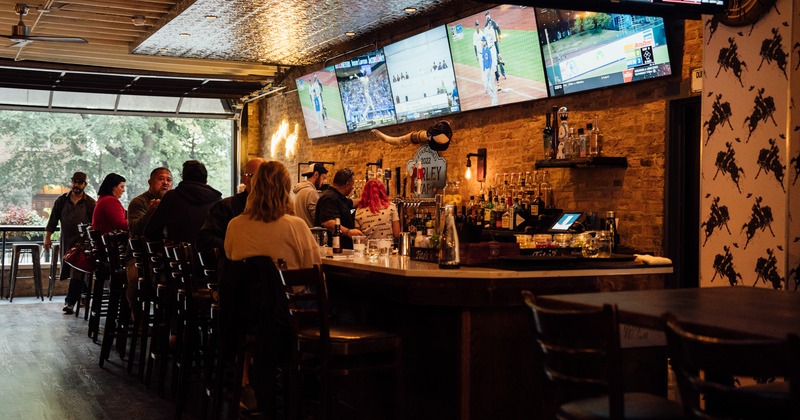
[321,254,673,279]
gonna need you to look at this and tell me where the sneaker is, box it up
[62,303,74,315]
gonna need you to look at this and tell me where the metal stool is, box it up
[9,243,44,302]
[47,243,61,301]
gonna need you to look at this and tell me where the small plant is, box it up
[0,206,46,239]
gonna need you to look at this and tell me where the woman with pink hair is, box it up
[355,179,400,239]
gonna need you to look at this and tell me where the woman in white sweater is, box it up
[224,160,320,269]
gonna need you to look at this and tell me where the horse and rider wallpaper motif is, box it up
[701,0,800,291]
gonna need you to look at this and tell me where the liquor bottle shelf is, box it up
[534,156,628,169]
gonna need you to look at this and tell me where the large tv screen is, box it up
[446,5,548,112]
[295,67,348,138]
[334,49,397,132]
[384,26,460,123]
[536,9,672,97]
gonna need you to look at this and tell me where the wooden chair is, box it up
[98,230,132,367]
[278,260,403,420]
[521,290,682,420]
[664,313,800,419]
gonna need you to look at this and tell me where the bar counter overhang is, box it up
[321,254,672,419]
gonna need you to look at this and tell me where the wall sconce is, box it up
[297,160,335,183]
[366,158,383,181]
[465,148,486,182]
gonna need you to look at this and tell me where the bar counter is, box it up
[322,254,672,419]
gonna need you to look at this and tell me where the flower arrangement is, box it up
[0,206,46,239]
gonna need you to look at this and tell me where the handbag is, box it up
[63,237,95,273]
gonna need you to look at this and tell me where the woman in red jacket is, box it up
[92,173,129,234]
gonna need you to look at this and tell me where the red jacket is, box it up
[92,195,129,235]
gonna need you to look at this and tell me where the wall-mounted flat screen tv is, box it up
[536,8,672,97]
[334,49,397,132]
[446,5,548,112]
[384,26,460,123]
[295,67,348,139]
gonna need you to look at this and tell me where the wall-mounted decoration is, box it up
[405,145,447,198]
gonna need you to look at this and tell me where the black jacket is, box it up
[196,190,248,252]
[144,180,221,245]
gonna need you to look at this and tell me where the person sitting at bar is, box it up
[292,162,328,228]
[144,160,221,245]
[92,173,129,235]
[197,157,264,252]
[355,179,400,240]
[314,168,363,249]
[224,161,320,269]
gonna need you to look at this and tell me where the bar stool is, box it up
[47,243,61,301]
[9,243,44,302]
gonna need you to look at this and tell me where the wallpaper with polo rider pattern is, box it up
[701,0,799,290]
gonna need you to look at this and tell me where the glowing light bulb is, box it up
[465,166,472,180]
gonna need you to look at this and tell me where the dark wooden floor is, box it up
[0,296,201,420]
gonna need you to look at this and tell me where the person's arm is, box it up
[196,200,232,252]
[44,195,64,251]
[143,195,169,241]
[390,204,401,238]
[320,219,363,238]
[391,220,401,238]
[111,199,129,231]
[128,196,158,237]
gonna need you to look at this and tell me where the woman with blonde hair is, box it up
[355,179,400,239]
[224,161,320,269]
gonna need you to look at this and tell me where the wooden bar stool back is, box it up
[522,290,682,420]
[664,313,800,419]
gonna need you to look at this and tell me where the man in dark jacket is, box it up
[144,160,221,245]
[196,157,264,252]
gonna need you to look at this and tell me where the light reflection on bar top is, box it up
[322,255,672,279]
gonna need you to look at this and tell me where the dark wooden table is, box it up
[539,286,800,340]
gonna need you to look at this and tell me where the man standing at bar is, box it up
[196,157,264,252]
[44,171,96,315]
[314,168,363,249]
[292,162,328,228]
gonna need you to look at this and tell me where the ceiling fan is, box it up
[1,3,87,45]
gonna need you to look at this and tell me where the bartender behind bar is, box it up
[315,168,363,248]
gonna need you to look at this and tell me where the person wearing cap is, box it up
[292,162,329,228]
[197,157,264,252]
[44,171,97,315]
[314,168,364,249]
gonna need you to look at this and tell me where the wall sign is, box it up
[406,144,447,198]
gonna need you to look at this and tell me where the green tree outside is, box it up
[0,111,233,208]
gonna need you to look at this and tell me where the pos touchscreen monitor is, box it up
[536,8,672,97]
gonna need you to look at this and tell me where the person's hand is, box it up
[44,237,52,251]
[347,228,364,237]
[148,198,161,211]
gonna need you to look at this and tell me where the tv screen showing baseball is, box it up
[334,49,398,132]
[295,66,348,139]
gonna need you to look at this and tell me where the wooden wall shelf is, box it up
[534,157,628,169]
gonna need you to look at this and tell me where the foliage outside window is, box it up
[0,110,233,210]
[0,205,47,239]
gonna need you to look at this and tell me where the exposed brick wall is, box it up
[245,20,703,255]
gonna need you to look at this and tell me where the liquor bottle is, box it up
[494,196,505,229]
[483,191,494,227]
[501,198,511,230]
[590,115,603,156]
[539,170,554,209]
[578,127,587,157]
[557,106,570,160]
[438,205,460,269]
[543,112,553,159]
[425,212,433,236]
[332,217,342,254]
[605,210,619,254]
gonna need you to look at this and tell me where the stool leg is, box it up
[33,248,43,301]
[48,246,59,301]
[8,249,18,302]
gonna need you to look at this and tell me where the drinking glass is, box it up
[378,239,393,257]
[596,230,612,258]
[366,239,381,261]
[310,228,328,258]
[352,235,367,257]
[581,232,599,258]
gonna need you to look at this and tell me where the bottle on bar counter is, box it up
[578,127,588,157]
[543,112,553,159]
[438,205,460,269]
[589,115,603,156]
[539,170,554,209]
[332,217,342,254]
